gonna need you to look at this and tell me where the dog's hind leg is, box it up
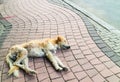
[46,51,63,71]
[22,57,36,74]
[13,48,36,75]
[6,52,19,77]
[54,56,68,71]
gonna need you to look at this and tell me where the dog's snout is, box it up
[61,45,70,50]
[66,46,70,49]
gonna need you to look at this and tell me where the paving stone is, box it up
[95,40,104,44]
[68,60,78,67]
[52,78,64,82]
[102,47,112,52]
[92,74,106,82]
[75,71,87,80]
[65,55,75,61]
[13,78,25,82]
[110,66,120,74]
[77,58,89,65]
[99,55,110,62]
[97,43,107,49]
[92,36,101,40]
[106,75,120,82]
[100,68,113,77]
[49,72,62,79]
[41,78,50,82]
[82,49,92,55]
[80,76,93,82]
[90,58,101,65]
[2,79,13,82]
[37,73,49,82]
[94,64,106,72]
[86,69,98,77]
[62,72,75,81]
[36,67,47,74]
[85,55,96,61]
[74,54,84,59]
[67,79,78,82]
[72,49,82,55]
[104,61,115,68]
[111,55,120,62]
[71,65,83,73]
[94,51,105,58]
[105,51,116,57]
[116,61,120,67]
[82,62,94,70]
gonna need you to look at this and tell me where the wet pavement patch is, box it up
[0,13,12,28]
[0,13,12,48]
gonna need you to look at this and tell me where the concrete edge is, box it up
[62,0,120,34]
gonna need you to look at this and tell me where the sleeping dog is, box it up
[6,35,70,77]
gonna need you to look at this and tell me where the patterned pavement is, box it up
[0,0,120,82]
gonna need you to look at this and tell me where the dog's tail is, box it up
[6,53,19,77]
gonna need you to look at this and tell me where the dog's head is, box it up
[56,36,70,50]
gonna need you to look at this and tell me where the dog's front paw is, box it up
[26,69,36,75]
[29,70,37,75]
[56,67,63,72]
[63,67,69,71]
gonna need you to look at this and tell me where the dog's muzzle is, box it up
[61,45,70,50]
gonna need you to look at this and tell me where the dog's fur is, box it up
[6,36,70,77]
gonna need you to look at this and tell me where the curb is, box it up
[62,0,120,34]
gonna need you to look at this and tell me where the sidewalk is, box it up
[0,0,120,82]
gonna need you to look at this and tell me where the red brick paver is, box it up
[0,0,120,82]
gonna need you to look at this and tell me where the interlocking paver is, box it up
[52,78,64,82]
[82,62,94,70]
[85,54,96,61]
[0,0,120,82]
[80,77,93,82]
[71,65,83,73]
[67,60,78,68]
[75,71,87,80]
[106,75,120,82]
[110,66,120,74]
[94,64,106,72]
[90,58,101,65]
[104,61,116,68]
[77,58,89,65]
[100,68,113,77]
[13,78,25,82]
[92,74,106,82]
[49,72,62,79]
[62,71,75,81]
[86,69,98,78]
[37,73,49,82]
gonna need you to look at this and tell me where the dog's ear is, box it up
[55,36,60,44]
[56,36,62,42]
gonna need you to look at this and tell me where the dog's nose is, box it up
[66,46,70,49]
